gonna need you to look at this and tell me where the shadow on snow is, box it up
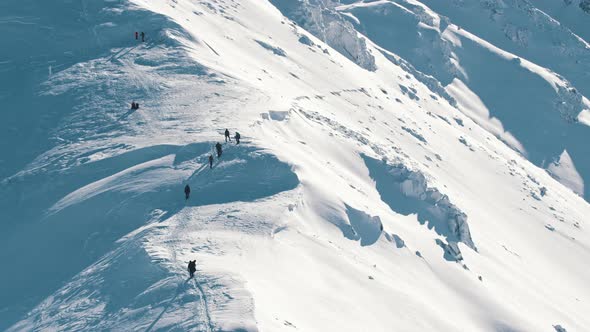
[0,142,298,329]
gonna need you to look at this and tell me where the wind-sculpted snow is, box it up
[2,0,590,330]
[7,222,254,332]
[378,49,459,108]
[530,0,590,42]
[255,40,287,57]
[335,0,590,199]
[337,204,383,246]
[546,150,585,196]
[0,0,194,179]
[363,155,476,255]
[270,0,377,71]
[2,142,298,329]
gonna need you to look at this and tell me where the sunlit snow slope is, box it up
[1,0,589,331]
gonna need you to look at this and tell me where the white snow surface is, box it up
[547,150,585,196]
[579,109,590,126]
[1,0,589,331]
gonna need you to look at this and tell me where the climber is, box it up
[224,128,231,142]
[141,31,145,42]
[209,154,213,169]
[184,184,191,200]
[188,260,196,278]
[135,31,138,40]
[215,142,222,158]
[234,132,241,145]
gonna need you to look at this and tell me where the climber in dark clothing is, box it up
[209,154,213,169]
[188,260,196,278]
[224,129,231,142]
[234,132,241,145]
[135,31,138,40]
[184,184,191,200]
[141,31,145,42]
[215,142,222,158]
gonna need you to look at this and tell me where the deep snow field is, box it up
[1,0,589,331]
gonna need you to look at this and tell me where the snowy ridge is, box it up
[1,0,589,331]
[329,0,590,197]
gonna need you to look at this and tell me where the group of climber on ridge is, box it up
[135,31,145,42]
[125,32,245,280]
[184,129,244,278]
[183,129,243,200]
[214,129,240,160]
[224,128,240,144]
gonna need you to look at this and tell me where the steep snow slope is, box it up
[325,0,590,199]
[1,0,589,331]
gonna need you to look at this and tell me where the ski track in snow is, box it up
[192,276,214,332]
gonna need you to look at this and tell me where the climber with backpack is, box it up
[184,184,191,200]
[215,142,222,158]
[188,260,196,278]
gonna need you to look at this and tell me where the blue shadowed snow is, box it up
[2,0,589,330]
[363,155,457,242]
[341,2,590,199]
[185,146,299,206]
[0,0,195,179]
[341,204,382,246]
[0,1,242,327]
[0,142,298,329]
[362,155,475,258]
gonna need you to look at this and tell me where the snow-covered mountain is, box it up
[1,0,589,331]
